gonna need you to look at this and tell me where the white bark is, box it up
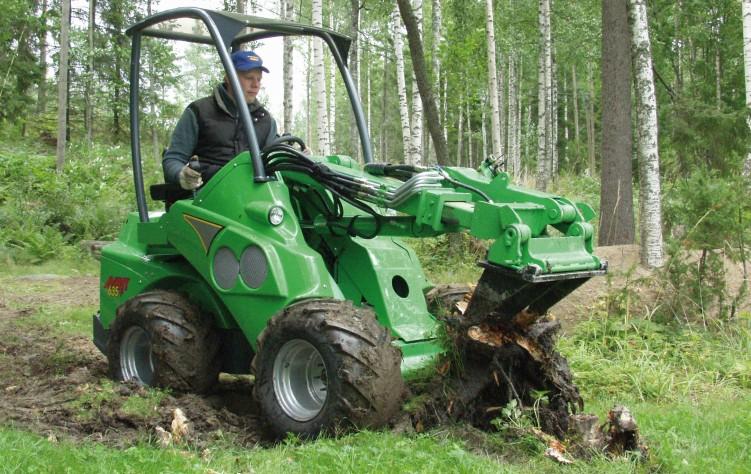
[536,0,552,190]
[408,0,424,165]
[313,0,329,155]
[457,91,464,166]
[630,0,664,268]
[431,0,443,163]
[586,62,596,175]
[467,100,473,167]
[482,99,488,161]
[485,0,503,160]
[85,0,94,143]
[55,0,71,172]
[744,0,751,175]
[507,54,519,177]
[329,6,337,149]
[572,64,580,160]
[393,7,412,164]
[551,46,558,177]
[282,0,294,133]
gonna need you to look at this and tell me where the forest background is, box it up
[0,0,751,471]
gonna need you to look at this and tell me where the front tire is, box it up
[107,290,220,393]
[253,299,404,438]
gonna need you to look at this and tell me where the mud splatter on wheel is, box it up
[107,290,220,393]
[253,299,404,438]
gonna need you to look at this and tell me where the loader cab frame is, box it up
[126,7,373,223]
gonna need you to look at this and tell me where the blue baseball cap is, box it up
[231,50,269,73]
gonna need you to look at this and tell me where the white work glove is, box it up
[178,163,203,190]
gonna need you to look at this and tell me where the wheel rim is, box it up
[273,339,327,422]
[120,326,155,385]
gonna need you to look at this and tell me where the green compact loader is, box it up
[94,8,606,438]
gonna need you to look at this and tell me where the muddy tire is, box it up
[252,299,404,438]
[107,290,220,393]
[426,284,473,319]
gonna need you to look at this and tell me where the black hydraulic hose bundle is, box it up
[262,144,383,238]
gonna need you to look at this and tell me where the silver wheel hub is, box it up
[120,326,154,385]
[273,339,327,421]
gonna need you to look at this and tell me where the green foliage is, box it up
[0,139,162,264]
[659,168,750,322]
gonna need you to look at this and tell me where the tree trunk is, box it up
[482,99,488,162]
[36,0,48,114]
[550,44,558,178]
[572,64,581,164]
[675,0,684,94]
[85,0,96,143]
[306,37,312,146]
[743,0,751,175]
[507,54,518,176]
[393,7,412,163]
[536,0,552,191]
[282,0,294,133]
[485,0,503,162]
[237,0,246,14]
[329,5,337,150]
[56,0,71,173]
[715,45,722,109]
[408,0,424,166]
[457,91,464,166]
[599,0,635,245]
[380,50,389,159]
[586,63,596,174]
[312,0,329,155]
[431,0,443,163]
[397,0,449,166]
[349,0,360,161]
[629,0,664,268]
[467,100,473,167]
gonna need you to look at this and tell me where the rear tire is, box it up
[253,299,404,438]
[107,290,220,393]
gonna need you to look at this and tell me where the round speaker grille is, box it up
[213,247,239,290]
[240,245,268,289]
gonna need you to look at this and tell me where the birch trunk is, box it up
[550,45,558,177]
[312,0,329,155]
[85,0,95,143]
[306,37,312,147]
[37,0,48,114]
[485,0,503,160]
[350,0,360,160]
[237,0,246,14]
[467,100,473,167]
[329,6,336,149]
[431,0,443,162]
[380,52,389,159]
[393,7,412,163]
[743,0,751,175]
[536,0,552,191]
[282,0,294,133]
[55,0,71,172]
[457,92,464,166]
[482,100,488,162]
[630,0,664,267]
[409,0,424,166]
[586,63,596,175]
[715,43,722,108]
[572,64,580,162]
[507,54,518,176]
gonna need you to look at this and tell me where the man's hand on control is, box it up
[179,162,203,190]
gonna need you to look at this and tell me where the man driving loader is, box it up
[163,50,278,190]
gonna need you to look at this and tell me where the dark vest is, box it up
[188,89,272,169]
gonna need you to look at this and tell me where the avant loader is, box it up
[94,8,606,437]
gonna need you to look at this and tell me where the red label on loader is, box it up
[104,277,130,297]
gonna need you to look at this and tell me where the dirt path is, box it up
[0,275,267,447]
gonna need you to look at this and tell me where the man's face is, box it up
[229,69,263,103]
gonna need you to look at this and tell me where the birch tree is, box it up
[571,64,580,164]
[36,0,48,114]
[329,6,336,150]
[432,0,443,160]
[397,0,449,165]
[743,0,751,176]
[408,0,424,165]
[282,0,294,133]
[85,0,95,143]
[349,0,360,161]
[312,0,329,155]
[485,0,503,163]
[536,0,553,191]
[393,7,412,163]
[630,0,664,267]
[55,0,71,172]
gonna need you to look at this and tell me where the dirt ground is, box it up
[0,245,747,448]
